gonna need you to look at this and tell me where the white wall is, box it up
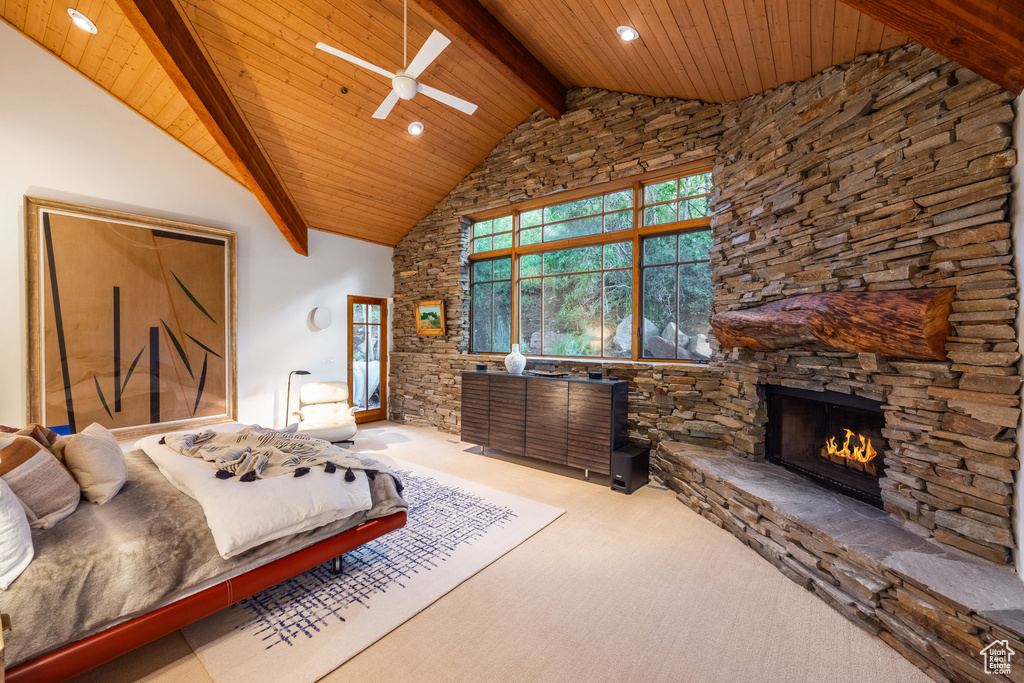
[0,22,393,429]
[1014,93,1024,577]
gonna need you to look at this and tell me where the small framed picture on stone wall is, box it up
[415,300,446,336]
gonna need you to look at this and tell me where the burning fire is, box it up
[824,428,877,464]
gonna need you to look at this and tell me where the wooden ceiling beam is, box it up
[839,0,1024,93]
[413,0,567,119]
[115,0,310,254]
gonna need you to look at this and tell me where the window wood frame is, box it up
[467,159,714,362]
[347,295,388,423]
[468,256,513,354]
[637,226,714,362]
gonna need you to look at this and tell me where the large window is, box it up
[519,242,633,357]
[471,215,512,254]
[641,231,713,360]
[518,188,634,245]
[471,257,512,353]
[469,161,713,362]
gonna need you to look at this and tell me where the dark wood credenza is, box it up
[460,371,628,475]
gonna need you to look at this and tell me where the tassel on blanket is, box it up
[344,467,355,482]
[324,461,337,474]
[294,467,310,477]
[240,471,257,483]
[215,470,235,480]
[212,448,269,480]
[366,469,378,481]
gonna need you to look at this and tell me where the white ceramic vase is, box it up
[504,344,526,374]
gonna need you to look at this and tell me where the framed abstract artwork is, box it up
[415,299,445,335]
[25,197,237,437]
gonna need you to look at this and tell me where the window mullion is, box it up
[674,259,680,360]
[631,179,641,362]
[512,208,519,353]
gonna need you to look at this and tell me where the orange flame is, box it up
[824,428,877,464]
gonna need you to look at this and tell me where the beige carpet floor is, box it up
[74,422,929,683]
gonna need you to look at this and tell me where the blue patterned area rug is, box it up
[182,459,564,683]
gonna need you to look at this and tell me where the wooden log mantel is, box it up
[711,288,955,361]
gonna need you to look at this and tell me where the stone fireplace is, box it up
[765,385,887,508]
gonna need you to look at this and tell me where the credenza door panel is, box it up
[488,375,527,456]
[526,379,568,465]
[567,383,612,474]
[460,372,490,446]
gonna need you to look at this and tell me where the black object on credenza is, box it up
[460,370,629,476]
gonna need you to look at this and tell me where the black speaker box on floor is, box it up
[610,444,650,494]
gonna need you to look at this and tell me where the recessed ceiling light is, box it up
[408,121,424,135]
[617,25,639,42]
[68,8,98,34]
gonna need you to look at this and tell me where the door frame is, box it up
[347,295,388,424]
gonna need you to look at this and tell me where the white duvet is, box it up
[136,434,372,559]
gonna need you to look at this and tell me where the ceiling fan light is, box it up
[617,25,638,41]
[392,73,418,100]
[68,8,98,34]
[408,121,424,135]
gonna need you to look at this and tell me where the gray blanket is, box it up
[0,447,406,667]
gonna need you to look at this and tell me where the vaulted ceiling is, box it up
[477,0,907,103]
[3,1,1021,252]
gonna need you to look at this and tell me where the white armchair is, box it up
[292,381,358,443]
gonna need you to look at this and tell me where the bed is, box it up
[1,430,406,683]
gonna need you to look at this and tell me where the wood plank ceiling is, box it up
[479,0,908,103]
[3,0,912,248]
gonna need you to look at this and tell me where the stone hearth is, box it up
[659,442,1024,683]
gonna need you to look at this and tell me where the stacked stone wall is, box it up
[391,44,1019,565]
[391,88,733,451]
[706,44,1019,564]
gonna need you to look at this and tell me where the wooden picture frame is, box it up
[25,196,238,438]
[415,299,446,336]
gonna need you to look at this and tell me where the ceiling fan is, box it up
[315,0,478,121]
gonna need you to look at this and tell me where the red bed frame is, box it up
[4,511,406,683]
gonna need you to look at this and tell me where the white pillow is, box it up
[64,423,128,505]
[0,477,33,589]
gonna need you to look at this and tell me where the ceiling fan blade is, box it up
[316,42,395,80]
[406,30,451,79]
[417,83,478,116]
[372,91,400,119]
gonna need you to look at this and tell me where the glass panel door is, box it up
[348,296,388,423]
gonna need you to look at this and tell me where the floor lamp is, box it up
[285,370,311,427]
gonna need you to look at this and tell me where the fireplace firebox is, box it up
[765,385,887,508]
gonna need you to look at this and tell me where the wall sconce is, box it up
[309,307,332,330]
